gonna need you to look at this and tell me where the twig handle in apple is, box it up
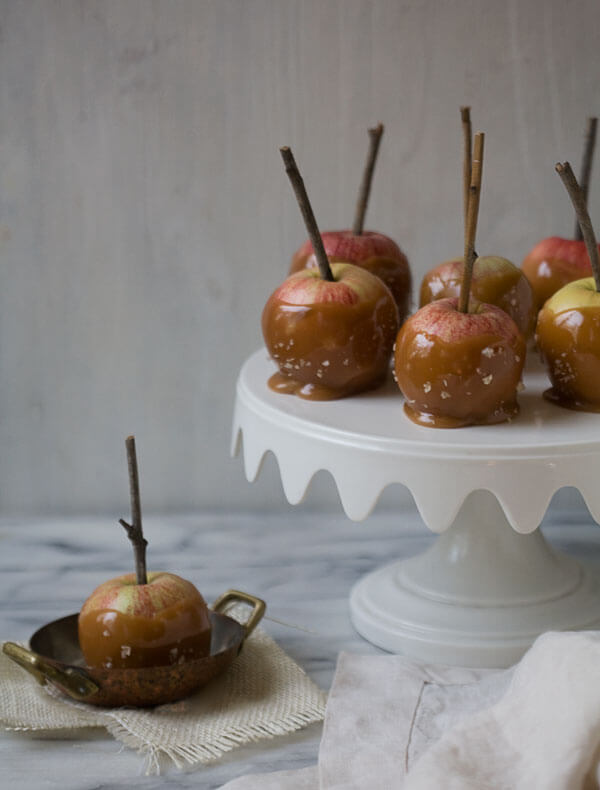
[280,146,334,282]
[557,161,600,291]
[459,132,485,314]
[575,117,598,241]
[352,122,384,236]
[119,435,148,585]
[461,106,472,245]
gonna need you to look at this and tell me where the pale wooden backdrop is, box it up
[1,0,599,516]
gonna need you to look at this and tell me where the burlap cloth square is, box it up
[0,623,326,775]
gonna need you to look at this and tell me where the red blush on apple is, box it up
[79,572,212,670]
[290,230,411,325]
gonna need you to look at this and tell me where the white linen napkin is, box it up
[220,631,600,790]
[404,631,600,790]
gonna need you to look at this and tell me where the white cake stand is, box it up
[232,349,600,667]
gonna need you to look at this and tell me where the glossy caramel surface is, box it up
[420,258,536,338]
[34,610,243,707]
[79,588,212,670]
[263,277,398,401]
[537,305,600,412]
[395,304,526,429]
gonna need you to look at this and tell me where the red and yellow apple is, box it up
[536,277,600,411]
[394,297,526,428]
[420,255,536,338]
[521,236,600,311]
[263,261,399,400]
[78,571,212,670]
[290,230,411,325]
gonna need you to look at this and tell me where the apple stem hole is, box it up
[280,146,334,282]
[352,122,384,236]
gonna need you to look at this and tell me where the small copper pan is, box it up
[3,589,265,708]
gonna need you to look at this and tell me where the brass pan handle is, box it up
[2,641,99,700]
[211,589,266,640]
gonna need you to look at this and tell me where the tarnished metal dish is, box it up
[3,589,265,708]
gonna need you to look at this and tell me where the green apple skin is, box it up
[78,572,212,670]
[536,277,600,411]
[262,262,399,400]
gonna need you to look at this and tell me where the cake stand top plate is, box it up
[232,349,600,533]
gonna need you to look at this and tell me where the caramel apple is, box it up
[536,162,600,412]
[420,255,536,338]
[289,125,411,323]
[79,571,211,670]
[537,279,600,412]
[263,147,398,401]
[395,132,526,427]
[78,437,211,671]
[395,298,525,427]
[521,117,598,311]
[263,262,398,400]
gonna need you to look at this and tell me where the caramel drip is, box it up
[78,595,212,670]
[263,290,398,401]
[395,329,525,429]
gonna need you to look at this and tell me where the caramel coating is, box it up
[79,580,212,670]
[263,265,399,400]
[537,305,600,412]
[290,230,411,325]
[395,299,526,428]
[420,256,536,338]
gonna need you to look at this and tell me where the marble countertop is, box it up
[3,508,600,789]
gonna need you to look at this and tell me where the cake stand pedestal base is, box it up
[350,491,600,667]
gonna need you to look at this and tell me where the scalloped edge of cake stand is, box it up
[232,350,600,533]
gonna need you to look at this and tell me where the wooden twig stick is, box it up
[459,132,485,313]
[461,106,472,246]
[575,116,598,241]
[119,435,148,585]
[556,161,600,291]
[352,123,384,236]
[280,147,334,282]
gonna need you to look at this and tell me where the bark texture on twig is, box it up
[119,435,148,585]
[557,161,600,291]
[352,123,384,236]
[459,132,485,313]
[461,106,472,246]
[280,147,334,281]
[575,117,598,241]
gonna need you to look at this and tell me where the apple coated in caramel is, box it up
[79,572,212,670]
[263,262,399,400]
[395,298,526,428]
[420,255,536,338]
[536,278,600,412]
[290,230,411,325]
